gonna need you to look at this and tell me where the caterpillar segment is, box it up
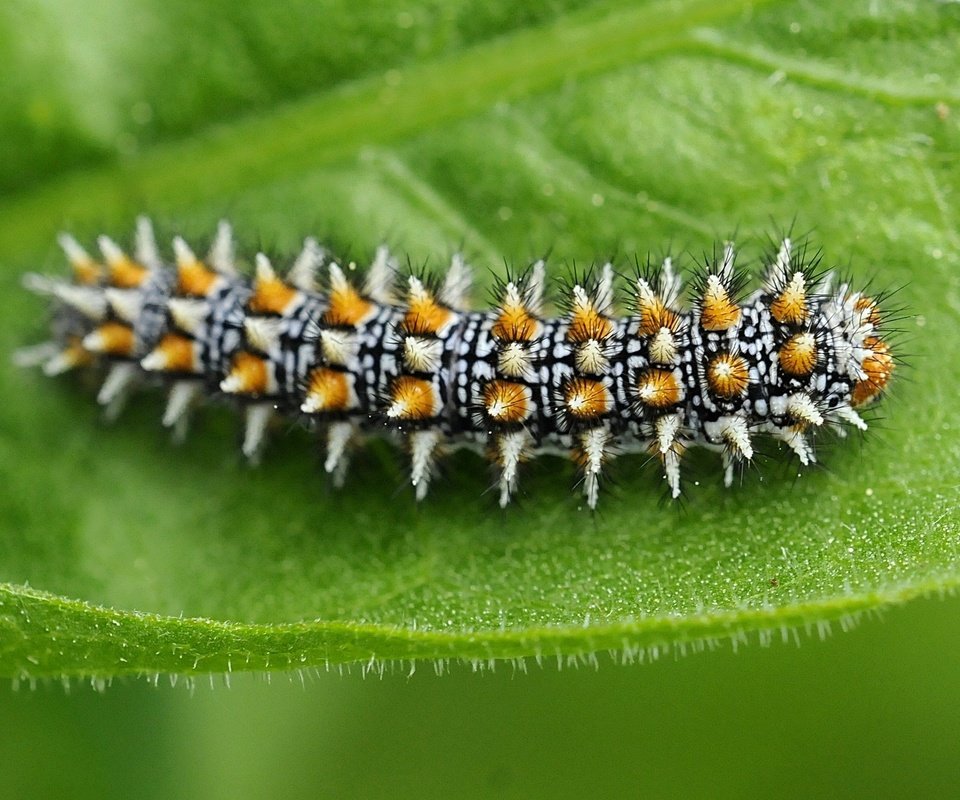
[20,221,897,508]
[483,261,545,505]
[148,225,249,440]
[560,265,619,508]
[628,257,690,498]
[226,248,330,460]
[387,261,476,501]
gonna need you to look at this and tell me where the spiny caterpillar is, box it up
[18,218,896,508]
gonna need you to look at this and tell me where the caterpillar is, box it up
[17,218,895,508]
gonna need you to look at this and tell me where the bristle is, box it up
[14,341,90,375]
[764,237,792,292]
[706,354,750,399]
[173,237,197,268]
[719,415,753,460]
[836,405,868,431]
[243,317,282,354]
[719,241,736,282]
[567,282,614,343]
[52,284,108,320]
[209,220,238,277]
[636,369,683,410]
[563,378,612,421]
[438,253,472,310]
[483,380,533,423]
[287,237,325,292]
[167,298,209,335]
[104,288,143,324]
[11,341,60,369]
[596,263,615,313]
[662,446,682,499]
[655,411,682,455]
[363,246,396,305]
[318,328,359,367]
[402,335,443,373]
[852,336,894,407]
[527,259,547,314]
[770,271,809,325]
[135,217,162,272]
[566,269,616,384]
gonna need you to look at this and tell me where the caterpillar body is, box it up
[18,218,895,508]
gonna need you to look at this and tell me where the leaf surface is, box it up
[0,0,958,678]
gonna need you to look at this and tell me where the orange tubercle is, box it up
[567,306,613,343]
[88,321,136,357]
[700,276,741,331]
[770,273,808,324]
[483,379,533,423]
[72,260,103,286]
[492,304,539,342]
[248,275,299,315]
[176,260,220,297]
[147,333,198,373]
[637,300,679,337]
[707,353,750,398]
[403,293,455,337]
[222,351,271,395]
[854,295,883,327]
[779,332,818,377]
[108,257,150,289]
[852,336,894,407]
[303,367,353,413]
[386,375,440,420]
[62,337,95,369]
[563,378,611,420]
[635,368,682,409]
[324,283,374,327]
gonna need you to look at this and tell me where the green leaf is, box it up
[0,0,958,679]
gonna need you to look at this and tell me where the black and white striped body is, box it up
[22,219,894,507]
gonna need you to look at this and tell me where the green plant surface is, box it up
[0,0,958,680]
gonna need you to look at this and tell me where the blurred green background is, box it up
[2,0,959,796]
[3,596,959,798]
